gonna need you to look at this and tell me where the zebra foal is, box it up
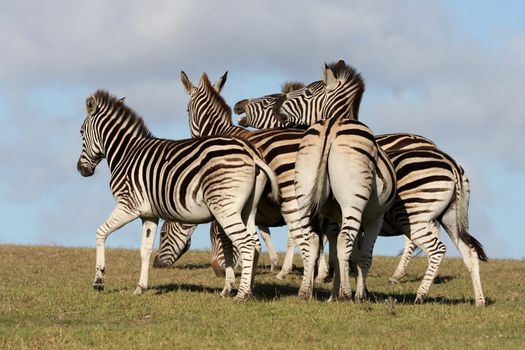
[76,90,279,301]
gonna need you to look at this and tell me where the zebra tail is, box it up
[305,131,333,233]
[254,156,281,204]
[454,165,488,262]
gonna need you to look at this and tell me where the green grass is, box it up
[1,245,524,349]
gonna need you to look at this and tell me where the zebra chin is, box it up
[77,160,95,177]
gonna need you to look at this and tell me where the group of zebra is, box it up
[77,59,487,306]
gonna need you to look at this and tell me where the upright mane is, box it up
[325,60,365,117]
[200,74,233,123]
[92,89,154,138]
[281,81,305,93]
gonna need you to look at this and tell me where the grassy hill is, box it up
[1,245,523,349]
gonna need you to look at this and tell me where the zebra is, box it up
[237,60,487,305]
[164,70,381,293]
[294,117,397,301]
[152,74,324,281]
[76,90,280,302]
[235,81,436,281]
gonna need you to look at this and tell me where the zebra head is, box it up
[181,70,229,137]
[234,81,305,129]
[234,93,282,128]
[274,59,365,124]
[77,95,105,177]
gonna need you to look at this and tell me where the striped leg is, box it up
[134,218,159,295]
[214,213,257,302]
[440,205,486,306]
[258,225,280,271]
[94,206,139,291]
[324,220,339,283]
[388,236,417,284]
[315,236,330,283]
[298,227,320,300]
[353,216,382,302]
[276,234,295,279]
[408,222,446,304]
[214,224,238,298]
[331,206,364,301]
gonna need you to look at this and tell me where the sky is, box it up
[1,0,524,260]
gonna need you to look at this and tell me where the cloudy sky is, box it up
[1,0,523,259]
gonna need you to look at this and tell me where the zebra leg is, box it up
[315,235,330,283]
[353,216,382,302]
[134,218,159,295]
[324,221,338,283]
[211,222,227,277]
[276,234,295,280]
[440,205,486,306]
[388,236,417,284]
[298,229,320,300]
[409,222,446,304]
[258,225,280,272]
[334,213,363,301]
[215,224,238,298]
[94,206,138,291]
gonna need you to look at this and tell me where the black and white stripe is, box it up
[76,90,279,301]
[236,60,486,305]
[180,71,332,280]
[294,117,397,301]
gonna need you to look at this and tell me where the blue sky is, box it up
[1,0,524,259]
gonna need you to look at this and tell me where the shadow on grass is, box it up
[397,275,456,284]
[367,291,495,306]
[148,281,493,306]
[153,282,223,295]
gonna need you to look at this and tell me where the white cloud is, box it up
[0,0,524,257]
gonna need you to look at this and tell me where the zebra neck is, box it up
[195,118,242,137]
[104,128,148,172]
[322,97,359,121]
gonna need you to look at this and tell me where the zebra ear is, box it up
[180,71,196,95]
[86,96,97,115]
[323,65,337,91]
[213,71,228,93]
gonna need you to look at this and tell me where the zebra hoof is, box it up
[298,288,313,301]
[354,293,367,303]
[338,291,353,301]
[233,291,253,302]
[275,271,287,280]
[133,285,146,296]
[476,299,486,307]
[93,280,104,292]
[414,295,425,304]
[270,260,281,272]
[388,277,400,285]
[220,288,232,298]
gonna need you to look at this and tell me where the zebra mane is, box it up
[281,81,305,93]
[325,60,365,117]
[92,90,154,138]
[200,73,233,120]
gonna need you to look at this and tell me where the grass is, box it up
[1,245,524,349]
